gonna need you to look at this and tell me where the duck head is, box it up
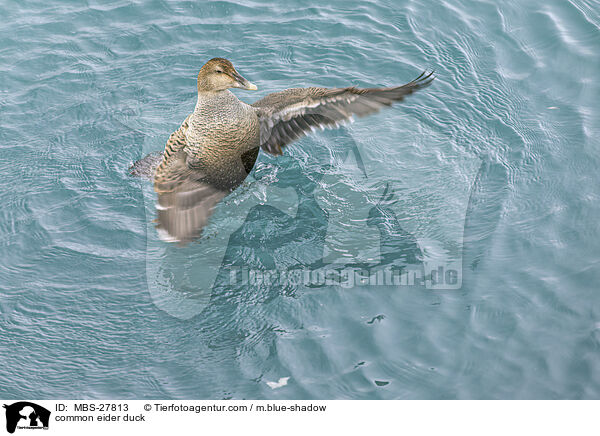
[197,58,257,93]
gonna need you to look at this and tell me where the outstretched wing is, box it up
[153,151,228,244]
[251,71,434,155]
[151,114,227,245]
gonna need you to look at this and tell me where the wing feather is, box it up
[251,71,434,155]
[154,153,228,245]
[152,114,229,245]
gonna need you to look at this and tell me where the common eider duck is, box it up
[131,57,434,244]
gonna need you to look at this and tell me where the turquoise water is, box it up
[1,0,599,399]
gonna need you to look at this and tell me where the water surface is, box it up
[1,0,599,399]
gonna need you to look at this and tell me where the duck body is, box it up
[151,87,260,243]
[184,90,260,188]
[132,57,434,244]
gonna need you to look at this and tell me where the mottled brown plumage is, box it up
[131,58,434,244]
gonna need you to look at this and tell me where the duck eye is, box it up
[216,70,223,74]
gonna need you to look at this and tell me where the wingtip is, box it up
[421,70,436,85]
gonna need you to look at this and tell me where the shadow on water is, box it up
[189,156,330,391]
[133,118,506,395]
[366,184,424,266]
[210,125,426,297]
[211,155,329,302]
[194,157,427,392]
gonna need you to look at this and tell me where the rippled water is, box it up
[1,0,599,399]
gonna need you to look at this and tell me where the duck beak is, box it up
[244,81,258,91]
[232,71,258,91]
